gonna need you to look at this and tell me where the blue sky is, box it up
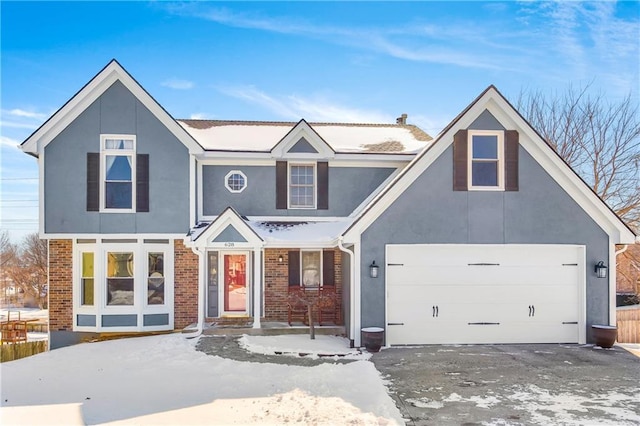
[1,1,639,242]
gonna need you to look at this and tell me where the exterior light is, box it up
[595,261,608,278]
[370,261,379,278]
[278,255,283,263]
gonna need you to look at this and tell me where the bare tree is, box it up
[516,86,640,230]
[5,233,48,309]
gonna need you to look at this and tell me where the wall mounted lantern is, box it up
[370,261,379,278]
[278,255,283,263]
[595,261,608,278]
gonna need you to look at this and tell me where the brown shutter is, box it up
[136,154,150,212]
[505,130,519,191]
[276,161,287,209]
[322,250,335,286]
[288,250,300,287]
[317,161,329,210]
[86,153,99,211]
[453,129,468,191]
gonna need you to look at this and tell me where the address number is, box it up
[224,242,235,247]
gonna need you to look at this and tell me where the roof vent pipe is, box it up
[396,114,408,125]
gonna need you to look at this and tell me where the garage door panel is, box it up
[386,244,583,345]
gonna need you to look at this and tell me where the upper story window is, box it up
[101,135,136,211]
[289,164,316,209]
[225,171,247,193]
[468,130,504,190]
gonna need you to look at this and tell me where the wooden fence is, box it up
[616,306,640,343]
[0,340,48,363]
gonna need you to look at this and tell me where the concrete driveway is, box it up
[371,344,640,426]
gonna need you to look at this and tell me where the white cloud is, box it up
[2,109,47,120]
[217,85,393,123]
[161,79,195,90]
[0,120,39,130]
[0,135,20,149]
[189,113,214,120]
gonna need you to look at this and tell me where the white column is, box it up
[197,248,206,332]
[252,247,262,329]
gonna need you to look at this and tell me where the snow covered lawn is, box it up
[0,333,403,425]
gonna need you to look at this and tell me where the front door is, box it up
[222,253,248,315]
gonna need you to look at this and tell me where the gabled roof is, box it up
[342,85,636,244]
[177,119,431,154]
[188,206,263,247]
[21,59,203,156]
[270,119,335,159]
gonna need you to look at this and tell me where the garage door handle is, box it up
[529,305,535,317]
[468,322,500,325]
[562,321,578,325]
[467,263,500,266]
[387,322,404,326]
[432,305,439,317]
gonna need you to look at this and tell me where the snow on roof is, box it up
[177,120,431,154]
[187,218,354,245]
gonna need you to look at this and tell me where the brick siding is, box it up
[48,239,73,331]
[174,239,199,328]
[264,248,342,323]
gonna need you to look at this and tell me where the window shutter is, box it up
[317,161,329,210]
[288,250,300,286]
[322,250,335,286]
[276,161,287,209]
[136,154,150,212]
[453,129,468,191]
[505,130,519,191]
[86,153,99,212]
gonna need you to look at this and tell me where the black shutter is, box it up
[317,161,329,210]
[505,130,519,191]
[276,161,287,209]
[136,154,150,212]
[453,129,468,191]
[86,153,99,212]
[322,250,335,286]
[288,250,300,287]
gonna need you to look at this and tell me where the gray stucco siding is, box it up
[202,165,395,217]
[361,144,609,342]
[44,81,190,234]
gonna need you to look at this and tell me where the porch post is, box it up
[197,248,206,332]
[252,247,262,329]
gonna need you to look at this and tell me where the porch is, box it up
[184,320,346,337]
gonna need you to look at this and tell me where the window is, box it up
[101,135,136,211]
[106,252,134,305]
[81,252,94,306]
[468,131,504,190]
[289,164,315,208]
[301,251,321,287]
[225,171,247,193]
[147,253,165,305]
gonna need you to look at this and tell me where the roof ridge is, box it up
[178,118,421,128]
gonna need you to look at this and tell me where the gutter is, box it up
[338,236,356,347]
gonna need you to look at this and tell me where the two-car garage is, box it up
[385,245,585,345]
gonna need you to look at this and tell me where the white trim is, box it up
[38,151,45,237]
[72,239,175,333]
[195,156,410,168]
[252,248,262,328]
[467,130,504,191]
[189,207,263,249]
[343,87,635,244]
[270,120,336,159]
[288,162,317,210]
[609,238,617,326]
[354,237,362,347]
[21,60,203,156]
[189,155,196,229]
[298,249,323,288]
[224,170,248,194]
[197,160,204,222]
[219,250,251,316]
[42,233,185,240]
[100,134,136,213]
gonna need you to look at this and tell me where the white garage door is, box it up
[386,244,584,345]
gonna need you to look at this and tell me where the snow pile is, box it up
[239,334,369,359]
[0,333,403,425]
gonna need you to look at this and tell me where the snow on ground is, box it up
[0,333,403,425]
[239,334,370,359]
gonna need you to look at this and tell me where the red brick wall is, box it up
[49,239,73,331]
[174,239,199,329]
[264,248,342,323]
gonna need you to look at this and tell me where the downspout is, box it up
[610,244,629,326]
[338,236,356,347]
[188,245,205,338]
[615,245,629,256]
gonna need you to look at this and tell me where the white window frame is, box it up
[467,130,504,191]
[224,170,248,194]
[288,163,316,209]
[100,134,136,213]
[300,250,323,288]
[73,239,174,333]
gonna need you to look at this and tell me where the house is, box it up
[21,60,636,349]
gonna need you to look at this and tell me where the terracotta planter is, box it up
[361,327,384,353]
[592,325,617,348]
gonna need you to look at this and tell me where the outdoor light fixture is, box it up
[370,261,379,278]
[278,255,283,263]
[595,261,608,278]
